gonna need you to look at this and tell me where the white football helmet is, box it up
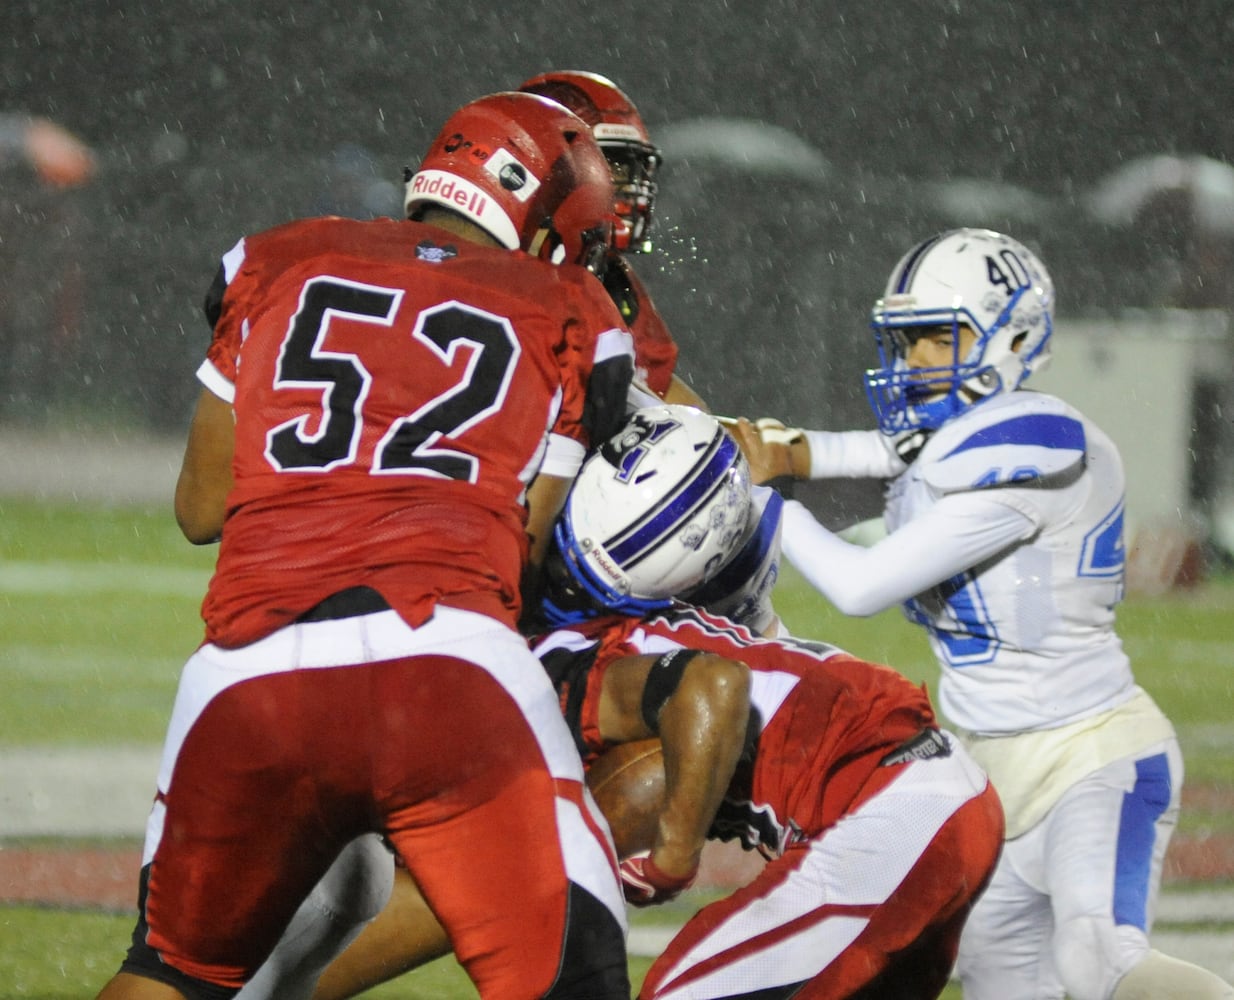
[683,484,783,636]
[540,405,752,625]
[865,228,1055,433]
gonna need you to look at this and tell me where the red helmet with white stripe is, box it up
[404,91,616,271]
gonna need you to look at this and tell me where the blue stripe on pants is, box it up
[1113,752,1172,929]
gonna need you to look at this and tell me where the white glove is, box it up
[888,427,931,465]
[752,418,805,446]
[716,416,805,446]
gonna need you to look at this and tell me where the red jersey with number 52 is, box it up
[197,215,634,648]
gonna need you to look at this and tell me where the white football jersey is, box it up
[784,390,1137,735]
[893,390,1136,733]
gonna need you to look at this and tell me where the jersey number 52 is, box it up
[265,276,520,482]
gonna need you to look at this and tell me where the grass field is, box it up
[2,496,1231,999]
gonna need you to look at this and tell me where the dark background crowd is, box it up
[4,0,1234,526]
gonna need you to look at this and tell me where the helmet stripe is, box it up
[892,234,944,294]
[606,429,739,568]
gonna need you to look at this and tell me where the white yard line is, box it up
[0,746,161,838]
[0,561,210,597]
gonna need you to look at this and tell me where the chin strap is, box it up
[891,427,932,465]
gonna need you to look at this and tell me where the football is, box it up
[585,738,666,859]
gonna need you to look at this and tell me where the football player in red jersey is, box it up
[94,92,634,1000]
[238,75,720,1000]
[532,407,1004,1000]
[245,406,1003,1000]
[538,606,1004,1000]
[519,70,709,410]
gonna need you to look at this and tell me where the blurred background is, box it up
[4,0,1234,562]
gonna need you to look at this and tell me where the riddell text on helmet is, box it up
[409,170,490,218]
[591,546,627,590]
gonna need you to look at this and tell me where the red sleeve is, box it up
[201,238,252,387]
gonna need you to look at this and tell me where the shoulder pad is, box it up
[922,394,1086,493]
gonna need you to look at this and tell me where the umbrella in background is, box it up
[0,113,96,188]
[658,117,832,183]
[1086,154,1234,235]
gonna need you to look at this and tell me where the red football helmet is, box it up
[405,92,616,271]
[519,71,661,252]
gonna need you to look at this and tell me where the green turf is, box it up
[0,498,1229,997]
[0,907,134,998]
[0,500,214,745]
[0,905,951,1000]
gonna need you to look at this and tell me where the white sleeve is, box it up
[539,433,586,478]
[802,429,905,480]
[196,358,235,404]
[627,378,663,412]
[780,494,1038,616]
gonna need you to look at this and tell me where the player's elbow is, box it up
[828,591,890,617]
[174,491,223,545]
[177,516,221,546]
[680,654,751,732]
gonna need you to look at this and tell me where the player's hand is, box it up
[888,427,931,465]
[751,417,805,446]
[724,417,805,485]
[619,851,698,907]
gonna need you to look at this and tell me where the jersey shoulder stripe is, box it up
[923,392,1086,493]
[943,411,1085,459]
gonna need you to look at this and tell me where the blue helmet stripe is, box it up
[892,235,943,294]
[607,430,738,567]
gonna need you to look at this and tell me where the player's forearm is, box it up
[520,472,573,608]
[653,654,750,876]
[801,428,904,480]
[174,387,234,544]
[661,373,709,411]
[781,495,1038,615]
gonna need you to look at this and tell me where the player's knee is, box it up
[1052,915,1133,1000]
[1111,950,1234,1000]
[313,835,395,924]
